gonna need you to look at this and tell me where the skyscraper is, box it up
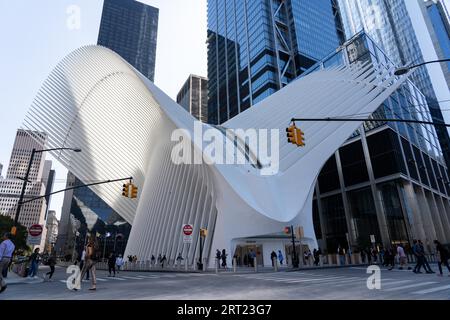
[97,0,159,81]
[0,130,54,250]
[337,0,450,167]
[422,0,450,89]
[207,0,344,124]
[177,74,208,123]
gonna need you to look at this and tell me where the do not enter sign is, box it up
[29,224,43,237]
[183,224,193,236]
[183,224,193,243]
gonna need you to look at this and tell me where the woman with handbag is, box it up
[79,235,98,290]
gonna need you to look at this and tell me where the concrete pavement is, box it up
[1,264,449,300]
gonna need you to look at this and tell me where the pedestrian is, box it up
[133,255,138,263]
[28,248,40,278]
[161,255,167,268]
[360,249,366,264]
[80,248,90,281]
[277,250,284,265]
[313,248,321,266]
[434,240,450,277]
[216,249,221,268]
[270,251,277,266]
[128,255,133,262]
[338,246,345,265]
[385,247,395,270]
[108,252,116,277]
[419,240,434,273]
[157,254,162,266]
[243,253,248,267]
[221,249,228,269]
[176,253,183,266]
[44,253,56,281]
[151,255,156,266]
[396,244,410,270]
[0,233,15,294]
[79,235,99,291]
[116,254,124,273]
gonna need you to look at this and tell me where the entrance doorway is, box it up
[234,244,264,266]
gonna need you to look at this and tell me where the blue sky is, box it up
[0,0,207,219]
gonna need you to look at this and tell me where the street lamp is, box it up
[11,147,81,235]
[394,59,450,76]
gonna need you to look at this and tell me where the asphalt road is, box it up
[2,264,450,300]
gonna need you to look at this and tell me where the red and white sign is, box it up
[183,224,193,236]
[27,224,43,246]
[29,224,43,237]
[182,224,193,243]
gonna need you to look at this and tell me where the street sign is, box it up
[29,224,43,237]
[27,224,43,246]
[370,234,376,243]
[183,224,193,243]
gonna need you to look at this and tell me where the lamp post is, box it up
[394,58,450,76]
[11,147,81,235]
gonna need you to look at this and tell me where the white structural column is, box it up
[23,46,408,266]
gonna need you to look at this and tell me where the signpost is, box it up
[27,224,43,246]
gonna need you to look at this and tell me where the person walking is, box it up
[107,252,116,277]
[419,240,434,273]
[396,244,410,270]
[80,248,89,281]
[160,255,167,268]
[44,253,56,281]
[270,251,277,267]
[151,255,156,266]
[313,248,321,266]
[116,254,124,273]
[28,248,40,278]
[176,253,183,267]
[221,249,228,269]
[216,249,222,269]
[79,235,99,291]
[434,240,450,277]
[0,233,15,293]
[277,250,284,265]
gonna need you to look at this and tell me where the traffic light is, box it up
[122,183,130,197]
[283,226,291,234]
[286,125,296,145]
[286,124,305,147]
[200,228,207,237]
[130,184,138,199]
[296,128,305,147]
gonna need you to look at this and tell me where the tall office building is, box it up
[0,130,54,249]
[44,210,59,253]
[0,163,3,179]
[422,0,450,88]
[177,74,208,123]
[97,0,159,81]
[337,0,450,167]
[207,0,450,253]
[207,0,344,125]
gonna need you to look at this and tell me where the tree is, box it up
[0,215,30,252]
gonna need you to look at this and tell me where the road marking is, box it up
[96,278,108,282]
[412,284,450,294]
[121,276,145,280]
[383,281,437,291]
[107,277,126,281]
[378,280,413,286]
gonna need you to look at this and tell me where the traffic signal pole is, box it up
[291,225,299,268]
[290,117,450,128]
[19,177,133,205]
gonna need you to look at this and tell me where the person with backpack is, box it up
[221,249,228,269]
[160,255,167,268]
[79,235,99,291]
[434,240,450,276]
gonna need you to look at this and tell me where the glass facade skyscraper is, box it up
[207,0,344,125]
[98,0,159,81]
[423,0,450,89]
[337,0,450,168]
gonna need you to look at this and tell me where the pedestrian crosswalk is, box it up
[233,272,450,296]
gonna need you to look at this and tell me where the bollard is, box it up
[203,258,207,271]
[146,260,150,270]
[233,258,237,273]
[185,258,188,271]
[215,258,219,274]
[254,257,258,273]
[336,254,341,266]
[273,257,278,272]
[319,255,323,267]
[327,254,334,266]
